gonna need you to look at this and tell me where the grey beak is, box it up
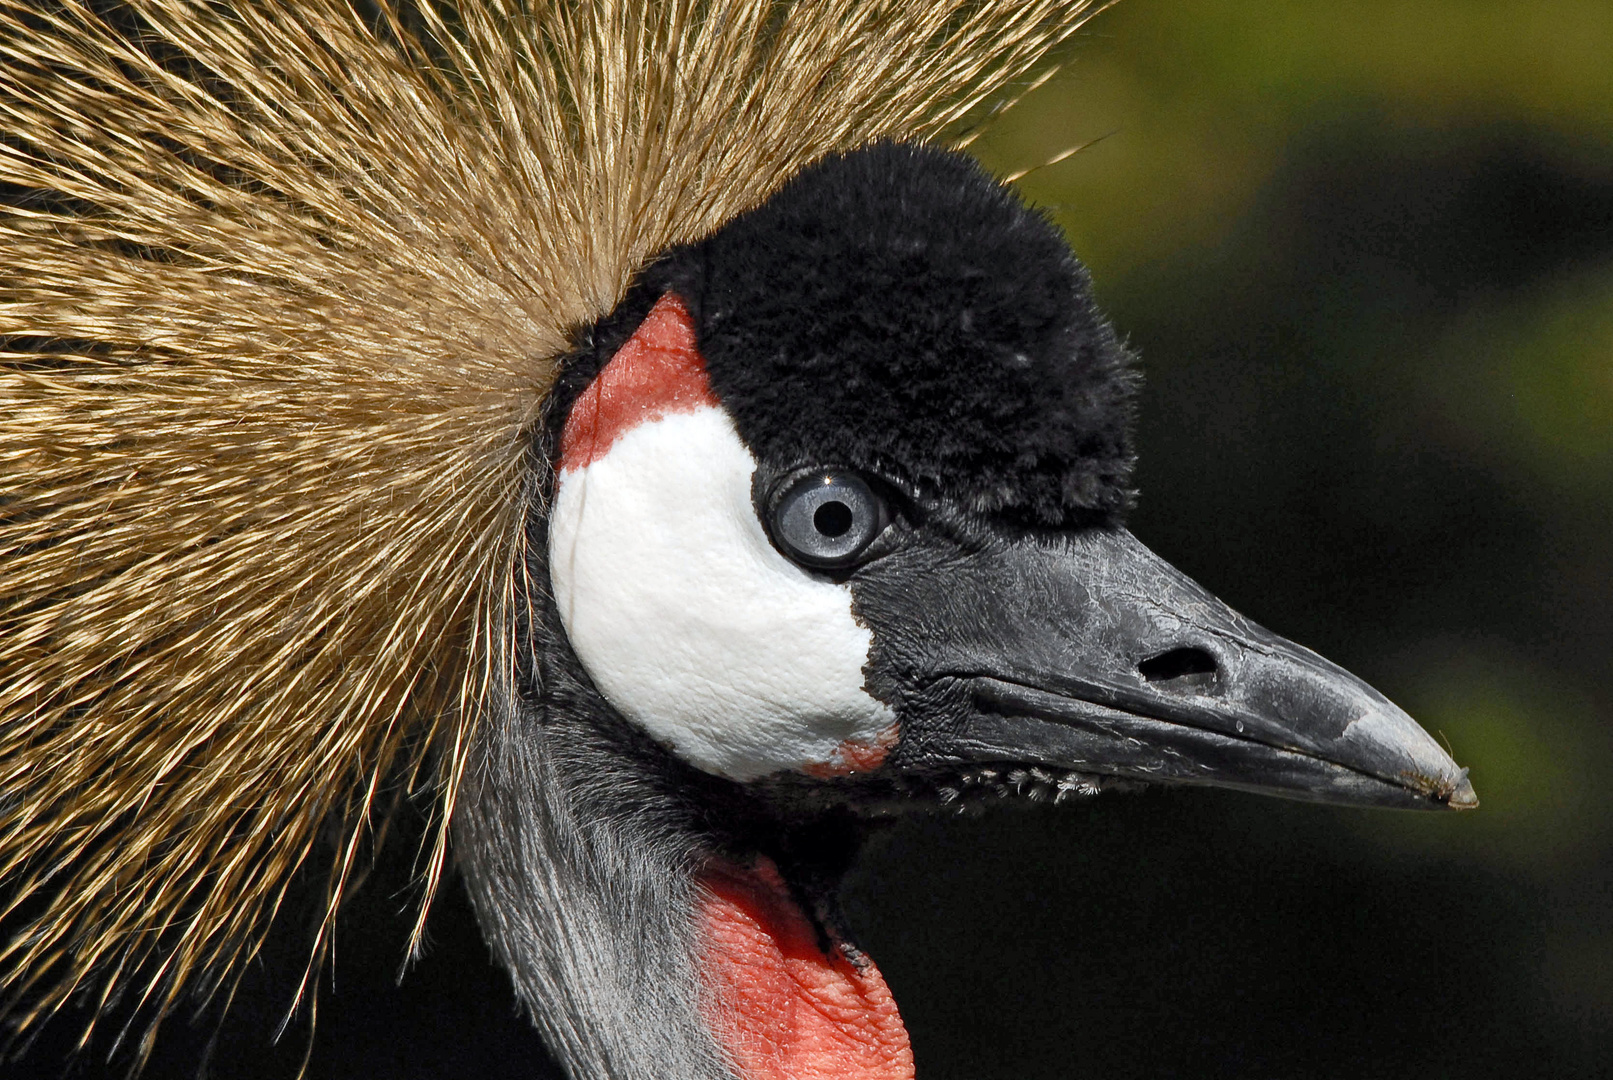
[856,526,1477,810]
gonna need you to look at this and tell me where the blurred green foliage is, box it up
[858,1,1613,1076]
[976,0,1613,282]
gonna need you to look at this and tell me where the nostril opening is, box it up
[1139,646,1220,688]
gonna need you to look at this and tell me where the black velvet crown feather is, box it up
[625,142,1142,529]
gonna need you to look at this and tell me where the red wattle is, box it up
[698,858,915,1080]
[560,292,717,471]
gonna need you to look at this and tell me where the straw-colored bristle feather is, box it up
[0,0,1099,1057]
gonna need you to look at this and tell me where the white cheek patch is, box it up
[549,298,896,782]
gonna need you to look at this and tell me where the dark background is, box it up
[16,1,1613,1076]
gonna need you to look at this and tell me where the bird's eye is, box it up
[768,469,887,570]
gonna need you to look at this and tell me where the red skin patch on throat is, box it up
[560,292,717,470]
[699,858,914,1080]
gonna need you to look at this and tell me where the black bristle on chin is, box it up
[915,765,1143,812]
[750,764,1141,822]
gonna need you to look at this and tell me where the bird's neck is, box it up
[457,657,729,1079]
[455,547,914,1080]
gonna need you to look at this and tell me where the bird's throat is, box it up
[698,858,914,1080]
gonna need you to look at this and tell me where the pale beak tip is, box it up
[1445,769,1479,810]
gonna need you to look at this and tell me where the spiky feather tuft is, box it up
[0,0,1101,1059]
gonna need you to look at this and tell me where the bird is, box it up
[0,3,1476,1079]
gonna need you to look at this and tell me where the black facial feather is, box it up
[693,141,1137,527]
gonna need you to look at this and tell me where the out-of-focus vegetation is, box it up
[980,0,1613,281]
[853,2,1613,1077]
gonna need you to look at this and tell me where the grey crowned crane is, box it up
[0,3,1475,1079]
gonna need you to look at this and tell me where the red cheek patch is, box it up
[801,722,900,779]
[699,857,914,1080]
[560,292,717,471]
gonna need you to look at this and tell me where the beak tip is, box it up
[1443,769,1479,810]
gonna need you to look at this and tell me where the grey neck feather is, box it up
[450,445,742,1080]
[456,664,738,1080]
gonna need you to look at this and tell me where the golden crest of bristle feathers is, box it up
[0,0,1100,1056]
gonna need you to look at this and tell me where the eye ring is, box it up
[767,469,888,570]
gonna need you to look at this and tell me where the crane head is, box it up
[545,142,1474,814]
[517,141,1475,1079]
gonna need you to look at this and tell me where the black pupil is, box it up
[813,500,853,538]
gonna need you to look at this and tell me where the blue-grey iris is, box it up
[769,470,885,569]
